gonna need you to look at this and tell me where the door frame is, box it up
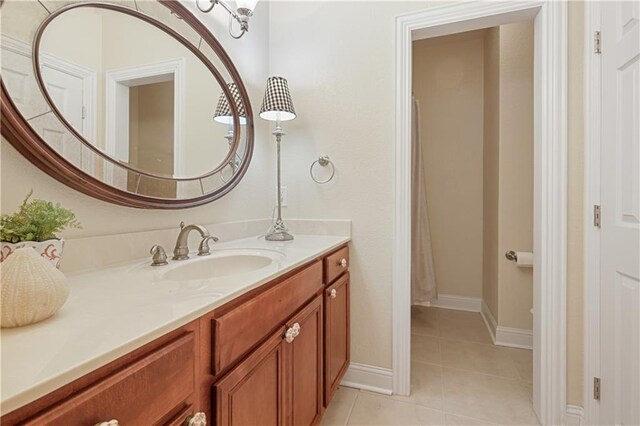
[393,2,568,425]
[105,58,186,185]
[583,2,601,424]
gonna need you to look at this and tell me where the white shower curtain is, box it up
[411,97,438,304]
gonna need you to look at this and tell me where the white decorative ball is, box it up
[1,247,70,328]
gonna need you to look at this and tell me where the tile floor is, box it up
[322,306,538,426]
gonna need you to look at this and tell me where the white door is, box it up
[40,66,85,133]
[1,41,94,173]
[38,66,85,166]
[600,1,640,425]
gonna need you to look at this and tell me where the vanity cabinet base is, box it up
[1,244,349,426]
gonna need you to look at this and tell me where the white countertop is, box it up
[0,234,350,415]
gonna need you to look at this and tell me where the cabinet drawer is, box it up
[324,245,349,284]
[24,332,196,426]
[213,260,323,374]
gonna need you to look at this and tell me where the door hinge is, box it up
[594,205,601,228]
[594,377,601,400]
[82,106,86,120]
[594,31,602,54]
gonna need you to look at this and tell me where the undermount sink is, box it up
[161,249,283,281]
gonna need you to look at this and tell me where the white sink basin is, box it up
[161,249,283,281]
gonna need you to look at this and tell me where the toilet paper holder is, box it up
[505,250,518,262]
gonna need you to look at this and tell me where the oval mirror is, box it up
[0,1,253,208]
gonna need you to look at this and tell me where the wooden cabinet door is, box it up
[214,327,289,426]
[324,273,350,406]
[288,295,323,426]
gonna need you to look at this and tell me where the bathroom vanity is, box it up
[0,238,350,425]
[0,0,351,423]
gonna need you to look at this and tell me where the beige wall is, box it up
[496,21,535,331]
[483,27,500,322]
[1,0,274,240]
[483,22,536,331]
[38,8,103,74]
[269,1,585,406]
[412,31,485,299]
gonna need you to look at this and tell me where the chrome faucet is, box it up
[172,222,218,260]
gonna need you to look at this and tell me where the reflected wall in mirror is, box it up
[0,1,253,208]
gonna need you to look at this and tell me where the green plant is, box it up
[0,190,81,243]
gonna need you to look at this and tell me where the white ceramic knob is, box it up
[340,258,348,268]
[285,327,296,343]
[185,412,206,426]
[292,322,301,337]
[330,289,337,299]
[95,420,119,426]
[285,323,301,343]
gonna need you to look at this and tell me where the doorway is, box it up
[127,80,177,197]
[104,58,185,190]
[393,3,568,425]
[409,22,536,424]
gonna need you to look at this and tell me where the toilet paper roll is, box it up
[516,251,533,268]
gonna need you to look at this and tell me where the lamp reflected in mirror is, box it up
[213,83,246,180]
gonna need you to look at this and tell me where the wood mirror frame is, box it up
[0,0,254,209]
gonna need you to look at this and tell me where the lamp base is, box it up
[265,230,294,241]
[265,219,294,241]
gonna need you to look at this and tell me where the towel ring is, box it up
[310,155,335,184]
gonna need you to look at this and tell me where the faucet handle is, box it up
[198,236,219,256]
[150,244,168,266]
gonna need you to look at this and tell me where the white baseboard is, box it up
[481,300,498,342]
[564,405,584,425]
[481,300,533,349]
[496,326,533,349]
[417,296,532,349]
[341,362,393,395]
[421,294,482,312]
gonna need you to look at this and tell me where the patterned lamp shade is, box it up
[259,76,296,122]
[213,83,247,125]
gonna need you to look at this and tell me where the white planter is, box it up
[0,238,64,269]
[0,247,70,328]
